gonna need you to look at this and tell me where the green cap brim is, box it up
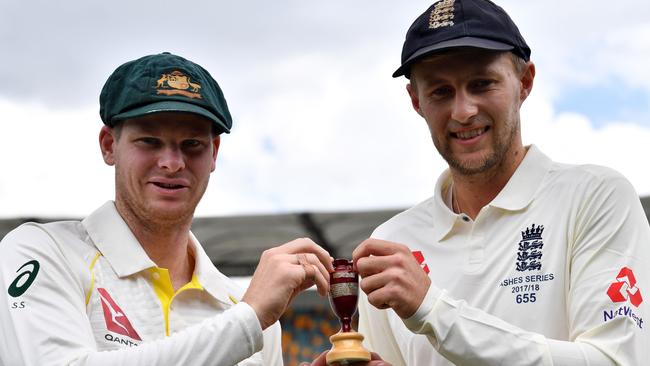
[111,101,230,134]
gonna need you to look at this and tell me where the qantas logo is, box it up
[97,288,142,341]
[412,251,430,274]
[607,267,643,307]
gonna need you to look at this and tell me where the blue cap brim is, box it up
[393,36,515,78]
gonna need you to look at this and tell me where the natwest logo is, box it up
[97,288,142,341]
[607,267,643,307]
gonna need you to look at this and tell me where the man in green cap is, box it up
[0,52,348,365]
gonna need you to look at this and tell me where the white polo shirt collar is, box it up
[432,145,552,241]
[191,231,242,305]
[490,145,552,211]
[82,201,155,277]
[82,201,236,305]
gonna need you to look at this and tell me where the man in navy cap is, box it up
[0,52,390,365]
[353,1,650,365]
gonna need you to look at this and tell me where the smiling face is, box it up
[407,49,534,177]
[99,112,220,227]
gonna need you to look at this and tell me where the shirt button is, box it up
[461,215,470,222]
[152,272,160,280]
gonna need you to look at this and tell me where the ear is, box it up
[99,126,117,166]
[519,62,536,103]
[406,83,424,117]
[210,135,221,172]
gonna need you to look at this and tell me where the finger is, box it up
[368,361,392,366]
[282,238,335,272]
[352,238,407,264]
[309,350,328,366]
[356,255,385,277]
[304,253,331,289]
[366,287,393,311]
[356,250,417,278]
[311,264,330,296]
[345,353,390,366]
[299,254,330,296]
[359,271,390,295]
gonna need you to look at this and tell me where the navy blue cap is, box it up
[393,0,531,78]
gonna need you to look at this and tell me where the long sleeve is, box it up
[402,285,616,365]
[359,161,649,366]
[0,224,269,366]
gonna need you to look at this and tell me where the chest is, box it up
[86,259,225,349]
[399,206,573,338]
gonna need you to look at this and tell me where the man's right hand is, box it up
[242,238,334,330]
[353,238,431,319]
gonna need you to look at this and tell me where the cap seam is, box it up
[459,0,468,36]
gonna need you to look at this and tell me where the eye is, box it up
[136,137,161,147]
[182,139,203,149]
[431,86,453,99]
[470,79,495,90]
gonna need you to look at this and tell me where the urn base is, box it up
[326,331,371,365]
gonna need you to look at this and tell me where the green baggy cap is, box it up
[99,52,232,134]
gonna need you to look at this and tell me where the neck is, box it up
[451,145,528,219]
[115,201,195,290]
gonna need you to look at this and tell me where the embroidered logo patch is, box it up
[155,70,202,99]
[98,288,142,341]
[516,223,544,272]
[429,0,455,29]
[412,251,430,274]
[607,267,643,307]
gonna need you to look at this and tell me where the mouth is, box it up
[152,182,186,190]
[149,177,190,192]
[451,126,490,140]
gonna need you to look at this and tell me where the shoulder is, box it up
[1,220,97,271]
[546,161,638,199]
[543,162,647,239]
[372,196,435,240]
[3,220,91,248]
[0,220,97,301]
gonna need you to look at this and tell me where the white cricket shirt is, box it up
[0,201,283,366]
[358,145,649,366]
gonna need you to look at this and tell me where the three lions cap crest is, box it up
[99,52,232,134]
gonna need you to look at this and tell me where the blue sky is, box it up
[556,84,650,128]
[1,0,649,218]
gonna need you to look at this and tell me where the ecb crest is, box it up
[516,223,544,272]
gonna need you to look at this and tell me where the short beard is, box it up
[444,148,502,176]
[117,190,196,233]
[437,118,520,176]
[113,171,207,234]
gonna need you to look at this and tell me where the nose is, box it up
[450,90,478,124]
[158,146,185,172]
